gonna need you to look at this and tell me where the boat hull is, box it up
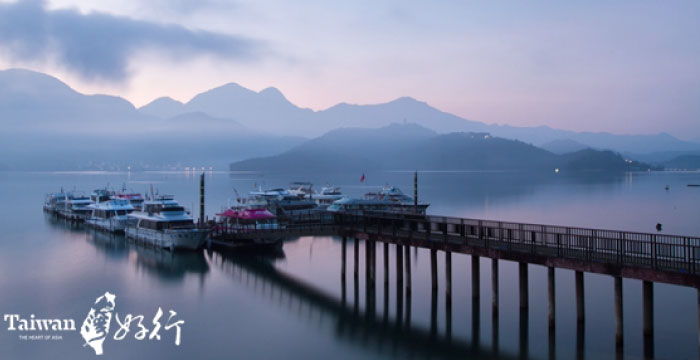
[125,226,208,250]
[86,217,132,233]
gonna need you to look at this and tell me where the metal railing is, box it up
[337,211,700,276]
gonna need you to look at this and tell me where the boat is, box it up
[90,189,113,203]
[125,195,208,251]
[287,182,314,197]
[57,192,92,220]
[114,192,145,211]
[212,207,284,250]
[364,185,429,214]
[326,197,393,214]
[86,198,135,233]
[328,185,429,215]
[43,192,67,213]
[308,186,344,209]
[248,188,318,217]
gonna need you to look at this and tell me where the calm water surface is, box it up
[1,170,699,359]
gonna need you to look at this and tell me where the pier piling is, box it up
[396,244,404,284]
[404,245,411,293]
[492,258,499,315]
[519,262,528,309]
[445,251,452,298]
[353,238,359,280]
[576,271,585,323]
[614,276,623,348]
[472,255,480,299]
[548,267,555,329]
[643,280,654,358]
[383,243,389,286]
[431,249,438,291]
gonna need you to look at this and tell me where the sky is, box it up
[0,0,699,138]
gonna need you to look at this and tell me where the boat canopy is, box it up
[217,208,276,220]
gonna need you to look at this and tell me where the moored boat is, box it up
[86,198,135,233]
[43,192,67,213]
[212,207,284,250]
[125,195,208,251]
[58,192,92,220]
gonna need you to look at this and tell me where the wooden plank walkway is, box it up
[337,212,700,287]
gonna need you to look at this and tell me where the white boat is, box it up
[86,198,135,233]
[125,195,208,251]
[328,185,429,215]
[326,197,393,214]
[58,192,92,220]
[288,182,313,197]
[43,192,67,213]
[307,186,344,209]
[248,188,318,217]
[114,192,145,211]
[90,189,113,204]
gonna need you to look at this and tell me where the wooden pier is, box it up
[334,210,700,359]
[210,209,700,358]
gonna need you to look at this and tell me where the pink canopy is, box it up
[217,208,276,220]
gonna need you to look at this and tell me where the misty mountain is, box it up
[0,69,303,170]
[540,139,591,154]
[139,97,185,118]
[139,78,700,154]
[230,123,655,172]
[662,155,700,170]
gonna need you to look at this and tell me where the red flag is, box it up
[360,173,365,183]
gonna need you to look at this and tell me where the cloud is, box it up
[0,0,258,82]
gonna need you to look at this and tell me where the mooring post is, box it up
[445,251,452,298]
[576,271,585,323]
[431,248,438,291]
[614,276,623,349]
[548,266,555,329]
[492,258,499,315]
[472,255,480,299]
[404,244,411,293]
[519,262,528,309]
[643,280,654,355]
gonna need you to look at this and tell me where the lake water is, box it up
[1,170,699,359]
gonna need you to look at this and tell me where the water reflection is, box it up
[211,251,532,360]
[45,213,211,283]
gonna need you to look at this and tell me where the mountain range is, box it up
[0,68,698,170]
[230,123,656,173]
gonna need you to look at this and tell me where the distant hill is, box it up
[540,139,590,154]
[663,155,700,170]
[139,97,185,118]
[0,68,697,169]
[230,123,655,172]
[0,69,303,170]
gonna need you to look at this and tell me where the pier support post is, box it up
[643,280,654,358]
[431,249,438,291]
[519,262,528,309]
[396,244,404,284]
[492,258,499,315]
[472,255,480,299]
[614,277,623,348]
[548,267,555,329]
[445,251,452,298]
[383,242,389,286]
[341,237,347,277]
[354,238,359,280]
[697,288,700,353]
[404,245,411,293]
[576,271,585,323]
